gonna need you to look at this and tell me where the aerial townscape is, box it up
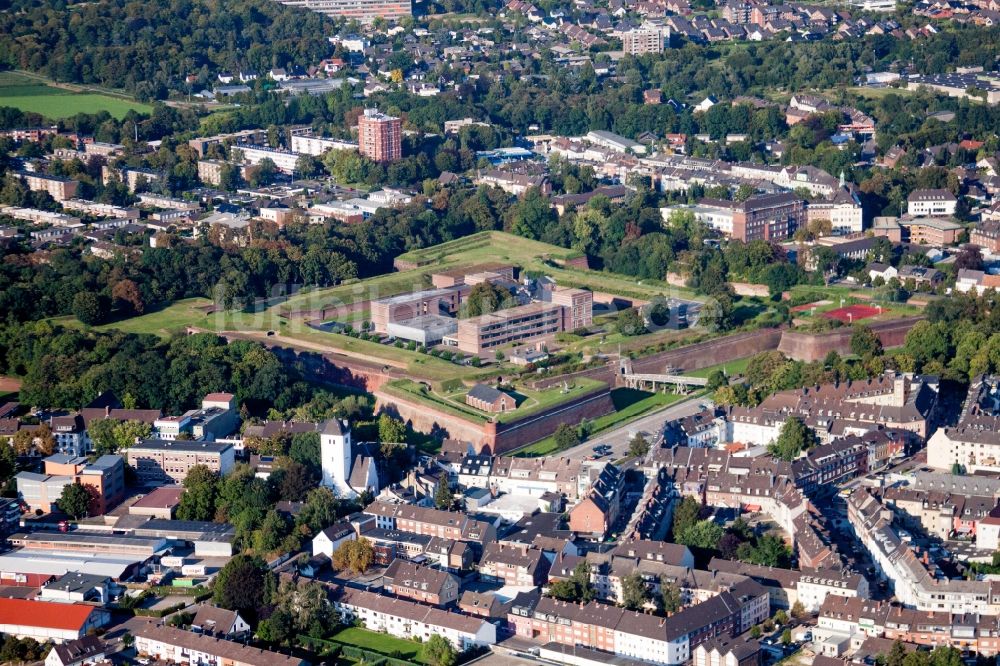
[4,0,1000,664]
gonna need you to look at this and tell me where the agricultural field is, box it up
[0,71,152,120]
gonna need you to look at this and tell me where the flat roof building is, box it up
[126,439,236,484]
[450,302,564,354]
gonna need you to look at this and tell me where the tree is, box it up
[463,281,512,318]
[72,291,110,325]
[781,628,792,646]
[113,420,151,452]
[88,418,119,456]
[791,601,809,621]
[111,279,144,314]
[296,487,340,534]
[0,442,14,486]
[554,423,581,450]
[423,635,458,666]
[850,326,883,359]
[750,625,762,639]
[621,572,649,610]
[333,538,374,574]
[774,609,789,625]
[377,413,407,445]
[678,520,725,549]
[706,369,728,391]
[274,461,315,502]
[434,480,454,510]
[672,495,702,539]
[176,464,219,521]
[58,482,92,519]
[767,417,815,461]
[213,554,273,622]
[616,308,647,336]
[660,579,682,614]
[955,245,984,271]
[628,433,650,457]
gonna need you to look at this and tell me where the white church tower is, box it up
[320,419,354,497]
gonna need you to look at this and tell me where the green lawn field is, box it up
[0,71,152,120]
[62,232,705,385]
[327,626,425,662]
[514,388,693,457]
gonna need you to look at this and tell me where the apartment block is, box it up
[731,192,806,242]
[290,134,358,156]
[452,302,564,354]
[126,439,236,484]
[234,144,299,174]
[358,108,402,163]
[276,0,412,22]
[187,129,268,157]
[622,27,666,55]
[17,172,78,202]
[383,559,460,606]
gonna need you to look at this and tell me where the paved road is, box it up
[559,395,711,462]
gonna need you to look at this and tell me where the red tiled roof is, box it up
[0,598,96,630]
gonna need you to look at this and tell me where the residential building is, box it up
[358,108,402,163]
[383,559,460,606]
[290,134,358,156]
[126,439,236,484]
[16,454,125,515]
[190,603,251,638]
[907,189,957,216]
[364,501,497,549]
[972,219,1000,254]
[234,143,300,174]
[311,522,356,557]
[568,463,625,538]
[622,27,667,54]
[276,0,412,21]
[134,623,305,666]
[478,542,551,586]
[731,192,806,242]
[928,375,1000,474]
[45,635,107,666]
[332,587,496,649]
[475,170,552,196]
[187,129,268,157]
[17,172,78,201]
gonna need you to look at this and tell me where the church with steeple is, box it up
[320,419,379,499]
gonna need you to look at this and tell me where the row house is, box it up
[364,501,497,551]
[478,542,551,587]
[509,589,767,666]
[383,559,460,607]
[332,587,496,650]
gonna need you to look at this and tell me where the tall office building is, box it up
[358,108,402,163]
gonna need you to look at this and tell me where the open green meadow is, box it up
[0,71,152,120]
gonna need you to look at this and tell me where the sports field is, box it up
[821,304,882,323]
[0,71,152,120]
